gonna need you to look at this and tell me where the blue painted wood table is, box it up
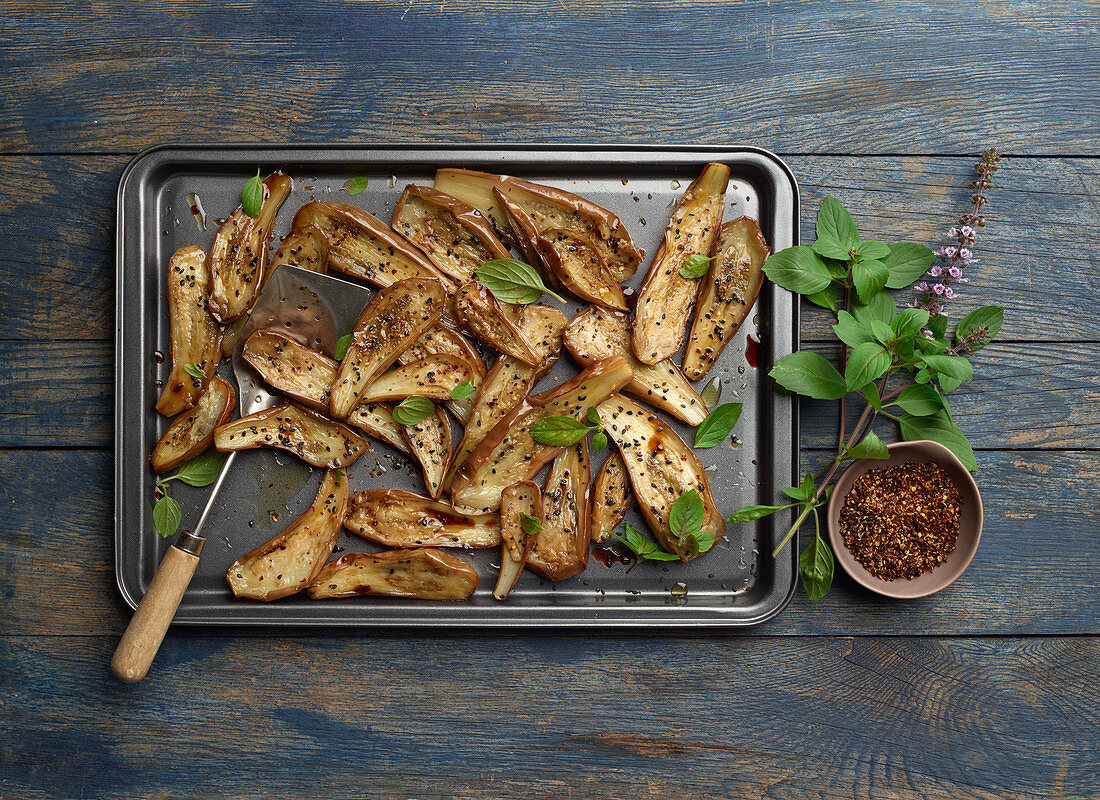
[1,2,1097,798]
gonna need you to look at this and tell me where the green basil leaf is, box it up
[669,489,705,540]
[922,354,974,383]
[869,319,894,345]
[855,240,890,259]
[153,495,182,539]
[833,311,875,348]
[892,307,931,340]
[799,533,834,600]
[341,176,370,195]
[811,235,851,261]
[801,472,815,498]
[844,342,891,391]
[861,381,883,412]
[183,363,204,379]
[762,246,833,295]
[392,395,435,426]
[529,416,591,447]
[334,333,353,361]
[586,406,602,425]
[693,402,743,449]
[612,524,680,561]
[769,352,847,400]
[173,448,228,487]
[727,504,786,523]
[816,196,859,249]
[883,242,936,289]
[679,530,715,558]
[928,313,949,338]
[451,380,475,402]
[899,411,978,471]
[893,384,947,416]
[520,512,543,536]
[783,486,807,500]
[592,430,608,450]
[955,306,1004,352]
[938,374,963,394]
[804,284,838,311]
[914,367,931,384]
[679,253,712,279]
[477,259,565,305]
[917,335,949,356]
[852,258,890,303]
[847,429,889,460]
[851,290,896,326]
[241,168,264,218]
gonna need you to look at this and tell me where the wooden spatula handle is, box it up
[111,532,204,683]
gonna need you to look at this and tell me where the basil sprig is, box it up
[679,253,713,279]
[241,168,264,218]
[334,333,353,361]
[392,395,435,426]
[519,513,543,537]
[476,259,565,305]
[693,402,743,448]
[341,176,370,196]
[529,407,605,447]
[151,448,228,539]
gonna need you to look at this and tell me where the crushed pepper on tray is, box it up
[840,460,962,581]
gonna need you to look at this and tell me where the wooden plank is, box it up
[0,2,1097,154]
[2,449,1096,637]
[1,634,1096,799]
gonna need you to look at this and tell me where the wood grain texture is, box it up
[0,2,1097,154]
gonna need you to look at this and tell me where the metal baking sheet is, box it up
[116,145,799,627]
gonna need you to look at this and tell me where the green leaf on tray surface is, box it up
[893,383,947,416]
[844,342,891,391]
[669,490,705,541]
[679,253,713,279]
[392,395,435,426]
[850,290,896,326]
[153,495,182,539]
[892,307,931,340]
[450,380,475,402]
[811,235,851,261]
[854,240,890,260]
[477,259,565,305]
[899,411,978,471]
[762,246,833,295]
[678,530,716,558]
[956,305,1004,351]
[241,168,264,218]
[833,311,875,348]
[851,258,890,303]
[693,402,743,449]
[334,333,353,361]
[611,524,680,562]
[183,363,204,379]
[800,533,834,600]
[804,284,838,311]
[847,429,890,460]
[816,196,859,249]
[529,416,591,447]
[883,242,936,289]
[341,176,370,195]
[928,313,949,339]
[769,351,847,400]
[173,448,228,487]
[519,512,543,537]
[727,504,788,523]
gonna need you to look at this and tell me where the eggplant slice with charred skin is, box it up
[242,330,336,413]
[392,185,512,284]
[590,450,636,543]
[536,228,628,311]
[397,324,485,423]
[156,246,224,417]
[402,406,452,500]
[208,172,292,323]
[267,225,329,280]
[151,376,236,473]
[682,216,770,381]
[564,306,707,426]
[329,277,446,419]
[454,281,541,367]
[214,402,368,468]
[306,548,479,601]
[228,468,349,601]
[346,402,411,454]
[357,355,476,404]
[494,481,541,600]
[633,162,730,365]
[345,489,501,549]
[528,438,591,581]
[451,356,633,513]
[595,395,726,561]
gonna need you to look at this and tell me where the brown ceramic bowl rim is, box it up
[826,440,983,599]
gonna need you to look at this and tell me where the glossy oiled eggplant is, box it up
[633,162,730,365]
[329,277,446,419]
[346,402,411,454]
[492,188,549,275]
[306,548,478,601]
[494,480,541,600]
[267,225,329,279]
[208,172,292,322]
[402,406,452,500]
[563,307,707,426]
[528,438,591,581]
[397,324,485,423]
[345,489,501,548]
[451,356,633,513]
[392,185,512,283]
[454,281,540,366]
[151,376,236,473]
[535,228,628,311]
[595,395,726,561]
[590,450,636,543]
[357,355,476,404]
[227,468,349,601]
[682,216,770,381]
[214,402,368,468]
[242,330,335,412]
[156,246,224,417]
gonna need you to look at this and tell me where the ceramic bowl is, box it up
[826,440,983,599]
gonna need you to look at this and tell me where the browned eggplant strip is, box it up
[156,246,224,417]
[267,225,329,280]
[494,481,541,600]
[214,402,368,468]
[492,188,549,275]
[345,489,501,549]
[564,307,707,426]
[595,395,726,561]
[683,216,770,381]
[209,172,292,322]
[451,356,633,513]
[397,324,485,423]
[528,438,591,581]
[151,376,236,473]
[633,162,730,365]
[306,548,479,601]
[392,185,512,283]
[242,330,336,412]
[346,402,411,454]
[590,450,636,543]
[536,228,627,311]
[402,406,452,500]
[454,281,540,366]
[329,277,446,419]
[357,355,476,404]
[228,468,349,601]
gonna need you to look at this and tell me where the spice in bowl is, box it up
[839,460,963,581]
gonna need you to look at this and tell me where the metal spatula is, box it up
[111,265,373,682]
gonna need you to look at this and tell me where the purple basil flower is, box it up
[943,286,955,298]
[959,247,973,260]
[916,281,929,292]
[932,283,946,296]
[948,227,959,237]
[948,266,963,279]
[929,265,943,277]
[960,225,974,238]
[943,246,957,258]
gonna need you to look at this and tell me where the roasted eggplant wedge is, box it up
[590,450,636,543]
[306,548,479,601]
[242,330,335,412]
[528,438,591,580]
[494,480,541,600]
[208,172,292,323]
[397,324,485,423]
[595,395,726,561]
[292,202,455,291]
[214,402,368,468]
[346,402,411,454]
[357,355,476,404]
[329,277,447,419]
[633,162,730,365]
[564,307,707,426]
[156,246,224,417]
[434,168,644,281]
[451,356,632,513]
[227,468,349,601]
[392,185,512,284]
[492,188,548,274]
[151,376,236,473]
[402,406,453,500]
[535,228,628,311]
[345,489,501,549]
[682,216,770,381]
[454,281,540,366]
[267,225,329,278]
